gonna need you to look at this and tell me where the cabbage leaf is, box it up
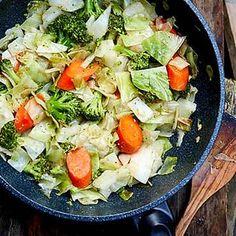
[158,156,177,175]
[142,31,186,65]
[131,66,173,101]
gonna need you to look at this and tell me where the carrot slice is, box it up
[117,115,143,154]
[15,104,34,133]
[14,60,21,72]
[57,60,100,90]
[80,63,100,81]
[65,59,83,78]
[66,148,92,188]
[57,72,75,90]
[167,64,189,91]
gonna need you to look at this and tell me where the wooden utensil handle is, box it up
[176,113,236,236]
[176,137,236,236]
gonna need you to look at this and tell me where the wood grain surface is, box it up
[225,0,236,79]
[225,0,236,45]
[0,1,234,236]
[176,121,236,236]
[168,1,236,236]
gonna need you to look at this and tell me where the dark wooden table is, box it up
[1,1,235,235]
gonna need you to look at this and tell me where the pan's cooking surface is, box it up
[0,0,224,221]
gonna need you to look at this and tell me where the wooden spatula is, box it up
[176,135,236,236]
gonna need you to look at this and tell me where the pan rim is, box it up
[0,0,225,222]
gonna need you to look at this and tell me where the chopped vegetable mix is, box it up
[0,0,199,205]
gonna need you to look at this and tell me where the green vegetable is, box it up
[115,45,150,70]
[121,26,154,47]
[159,137,173,155]
[118,187,133,201]
[0,82,7,94]
[18,52,50,84]
[81,91,106,121]
[185,46,199,79]
[124,14,150,31]
[38,173,59,198]
[21,12,43,33]
[26,0,48,17]
[107,3,125,40]
[22,137,45,161]
[172,84,191,100]
[70,187,107,204]
[47,142,65,166]
[47,0,104,46]
[48,0,84,12]
[79,0,104,19]
[93,167,131,198]
[29,119,56,143]
[8,148,31,172]
[24,154,52,182]
[177,118,192,132]
[96,67,117,94]
[157,156,177,175]
[0,59,20,84]
[59,142,75,153]
[0,25,23,51]
[206,65,214,81]
[90,152,100,179]
[99,153,120,171]
[46,89,82,124]
[115,71,138,103]
[142,91,159,103]
[177,98,196,119]
[131,66,173,101]
[0,121,18,151]
[142,31,186,65]
[50,166,73,195]
[47,13,91,47]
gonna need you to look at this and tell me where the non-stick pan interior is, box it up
[0,0,224,221]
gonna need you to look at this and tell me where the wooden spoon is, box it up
[176,136,236,236]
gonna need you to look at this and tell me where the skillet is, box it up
[0,0,225,234]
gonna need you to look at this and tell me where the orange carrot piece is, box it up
[167,64,189,91]
[57,72,75,91]
[80,63,100,81]
[66,148,92,188]
[117,115,143,154]
[14,60,21,72]
[57,60,100,90]
[15,104,34,133]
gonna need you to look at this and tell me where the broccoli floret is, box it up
[0,59,20,84]
[0,121,18,151]
[79,0,103,19]
[81,91,106,121]
[47,13,92,46]
[24,155,52,182]
[115,45,150,70]
[47,0,104,46]
[59,142,75,153]
[172,84,191,100]
[142,91,159,103]
[0,82,7,94]
[26,0,48,16]
[46,89,82,124]
[107,3,125,40]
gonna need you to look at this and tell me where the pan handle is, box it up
[133,201,174,236]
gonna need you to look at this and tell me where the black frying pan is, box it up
[0,0,226,235]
